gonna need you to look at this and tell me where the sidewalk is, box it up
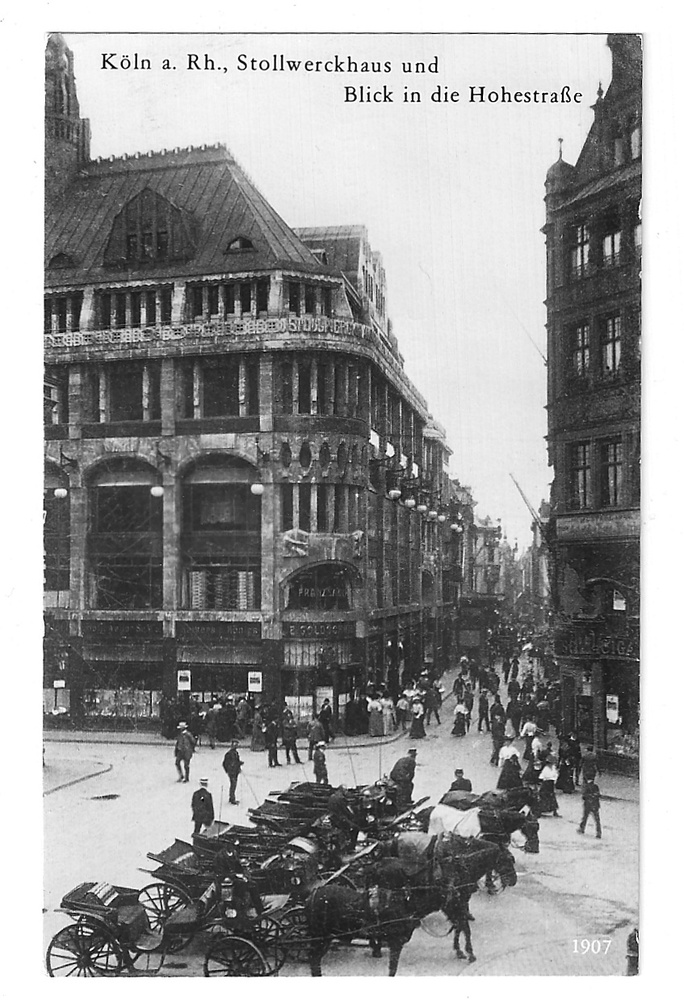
[43,726,406,752]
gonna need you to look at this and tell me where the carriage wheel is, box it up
[277,905,310,963]
[251,915,288,973]
[137,883,195,952]
[46,922,124,977]
[203,936,270,976]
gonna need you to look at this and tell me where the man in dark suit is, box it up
[222,740,243,804]
[191,778,214,835]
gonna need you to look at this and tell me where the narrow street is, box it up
[44,663,638,977]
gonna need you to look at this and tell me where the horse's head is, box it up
[494,846,518,888]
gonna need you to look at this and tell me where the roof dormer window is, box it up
[225,236,255,252]
[103,188,196,267]
[49,252,76,269]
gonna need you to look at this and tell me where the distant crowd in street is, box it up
[446,650,603,838]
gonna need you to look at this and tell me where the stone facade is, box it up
[43,35,464,725]
[544,34,641,768]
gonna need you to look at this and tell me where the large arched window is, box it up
[86,458,163,609]
[181,456,261,610]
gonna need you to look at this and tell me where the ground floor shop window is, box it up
[82,664,163,718]
[603,660,639,758]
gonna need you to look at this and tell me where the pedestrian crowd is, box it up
[171,646,605,844]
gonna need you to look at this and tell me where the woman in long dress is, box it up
[538,762,560,816]
[368,697,384,737]
[451,699,467,737]
[556,741,575,793]
[380,693,396,735]
[250,707,265,751]
[409,698,426,739]
[497,756,523,790]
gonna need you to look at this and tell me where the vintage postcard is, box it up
[42,31,640,979]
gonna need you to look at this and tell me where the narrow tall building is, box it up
[544,34,641,770]
[44,35,465,728]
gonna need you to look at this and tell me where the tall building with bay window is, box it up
[544,34,641,770]
[44,34,466,726]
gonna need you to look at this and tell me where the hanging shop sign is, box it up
[177,669,192,692]
[247,671,263,693]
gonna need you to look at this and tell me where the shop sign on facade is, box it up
[283,621,356,639]
[248,671,263,693]
[177,669,192,692]
[554,624,639,660]
[53,679,66,689]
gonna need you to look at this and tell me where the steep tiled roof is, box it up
[294,225,365,280]
[45,144,327,285]
[555,160,641,210]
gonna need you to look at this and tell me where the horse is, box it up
[425,804,539,852]
[395,831,518,961]
[303,878,417,976]
[303,832,517,972]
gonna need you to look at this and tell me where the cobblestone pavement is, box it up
[43,661,638,977]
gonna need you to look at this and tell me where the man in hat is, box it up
[191,778,215,835]
[449,768,472,792]
[389,749,417,811]
[174,722,196,782]
[282,709,301,764]
[313,741,328,784]
[222,740,243,805]
[264,717,281,768]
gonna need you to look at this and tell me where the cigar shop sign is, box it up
[554,624,639,661]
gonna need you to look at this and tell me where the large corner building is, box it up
[44,35,466,726]
[544,34,641,770]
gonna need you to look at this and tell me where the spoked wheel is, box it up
[203,936,269,977]
[46,922,124,977]
[251,915,287,973]
[277,905,310,963]
[137,883,195,952]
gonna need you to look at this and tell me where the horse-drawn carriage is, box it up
[46,779,522,977]
[45,871,297,978]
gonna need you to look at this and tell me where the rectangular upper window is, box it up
[288,282,300,314]
[305,285,316,315]
[571,322,590,377]
[569,442,591,510]
[599,439,624,507]
[601,315,622,374]
[602,229,621,267]
[570,224,590,278]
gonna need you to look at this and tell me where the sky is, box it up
[62,32,613,548]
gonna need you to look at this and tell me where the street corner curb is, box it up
[43,761,114,796]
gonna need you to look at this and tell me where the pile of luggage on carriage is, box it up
[46,777,541,977]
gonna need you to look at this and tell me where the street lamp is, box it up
[250,482,265,496]
[150,485,164,498]
[53,487,68,500]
